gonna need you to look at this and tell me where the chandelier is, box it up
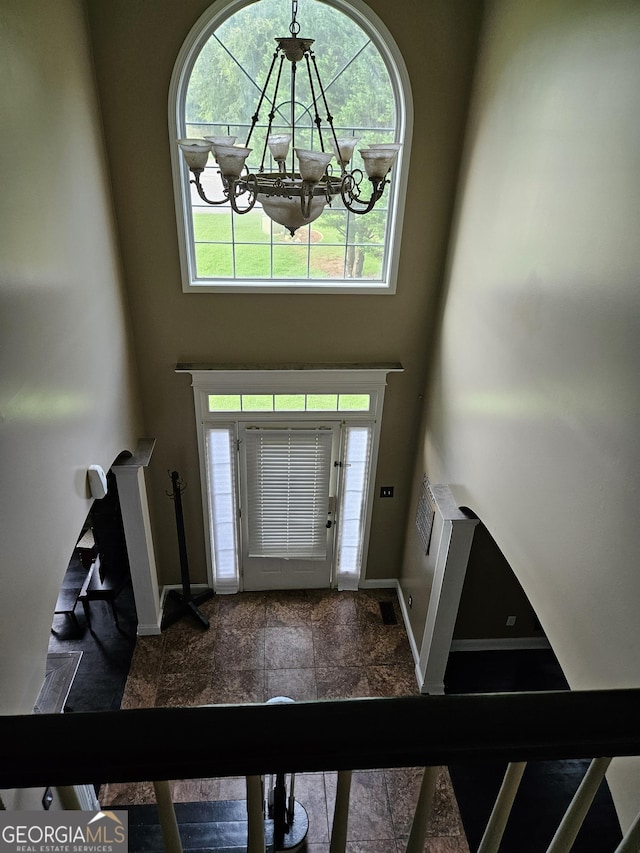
[177,0,401,236]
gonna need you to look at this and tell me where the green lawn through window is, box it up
[193,211,383,280]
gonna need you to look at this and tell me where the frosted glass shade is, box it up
[359,148,398,179]
[367,142,402,152]
[258,193,328,233]
[295,149,333,182]
[331,137,359,164]
[213,145,252,178]
[178,138,212,170]
[204,135,237,146]
[268,134,292,161]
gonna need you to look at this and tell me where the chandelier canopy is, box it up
[178,0,401,236]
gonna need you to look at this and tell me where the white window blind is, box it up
[336,425,373,589]
[244,428,333,559]
[206,427,239,592]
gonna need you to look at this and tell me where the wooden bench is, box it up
[79,555,129,630]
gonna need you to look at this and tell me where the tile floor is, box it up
[99,588,470,852]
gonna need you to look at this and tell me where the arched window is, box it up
[169,0,412,293]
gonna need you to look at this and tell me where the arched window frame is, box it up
[168,0,413,294]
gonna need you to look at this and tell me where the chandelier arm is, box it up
[245,47,281,149]
[300,183,315,221]
[190,171,230,206]
[228,174,259,215]
[340,174,388,215]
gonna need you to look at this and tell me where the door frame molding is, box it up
[177,364,403,592]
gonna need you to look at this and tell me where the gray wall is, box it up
[0,0,141,716]
[402,0,640,827]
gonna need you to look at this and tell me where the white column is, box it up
[418,485,478,694]
[112,439,162,635]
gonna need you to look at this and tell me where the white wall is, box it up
[0,0,141,717]
[408,0,640,829]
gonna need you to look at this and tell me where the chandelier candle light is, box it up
[178,0,401,236]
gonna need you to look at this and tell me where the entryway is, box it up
[180,364,403,593]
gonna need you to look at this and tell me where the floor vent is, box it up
[379,600,398,625]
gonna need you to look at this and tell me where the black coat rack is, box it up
[161,470,214,630]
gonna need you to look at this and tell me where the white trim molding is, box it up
[177,363,403,593]
[451,637,551,652]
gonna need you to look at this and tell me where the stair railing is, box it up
[2,689,640,853]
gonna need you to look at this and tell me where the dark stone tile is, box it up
[265,626,314,669]
[266,668,317,701]
[210,668,266,704]
[365,663,419,697]
[353,589,402,627]
[325,770,395,842]
[213,593,267,628]
[358,625,414,666]
[128,635,165,679]
[161,623,216,673]
[154,668,214,707]
[99,781,155,806]
[213,627,265,670]
[307,590,358,626]
[316,667,370,700]
[312,624,368,667]
[120,674,157,709]
[396,835,469,852]
[385,767,465,839]
[265,590,315,626]
[200,776,247,801]
[346,841,401,852]
[293,773,330,843]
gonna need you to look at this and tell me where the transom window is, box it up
[169,0,412,293]
[208,392,371,412]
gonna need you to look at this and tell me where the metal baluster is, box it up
[478,762,527,853]
[405,765,439,853]
[329,769,352,853]
[615,806,640,852]
[153,780,183,853]
[546,757,612,853]
[247,774,266,853]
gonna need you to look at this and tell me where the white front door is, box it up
[239,423,340,591]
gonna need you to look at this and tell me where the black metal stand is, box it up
[161,470,213,631]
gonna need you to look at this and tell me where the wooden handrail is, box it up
[3,689,640,789]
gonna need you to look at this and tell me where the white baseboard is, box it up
[136,619,162,636]
[390,580,422,669]
[450,636,551,652]
[358,578,398,589]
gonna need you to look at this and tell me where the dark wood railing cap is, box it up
[3,689,640,788]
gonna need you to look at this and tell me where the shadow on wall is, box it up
[453,515,547,643]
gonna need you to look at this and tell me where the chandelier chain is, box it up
[290,0,300,36]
